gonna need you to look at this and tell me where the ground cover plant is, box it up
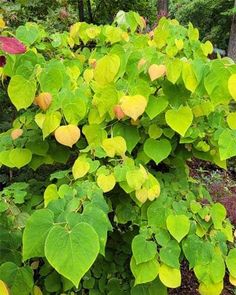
[1,11,236,295]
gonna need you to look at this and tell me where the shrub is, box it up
[0,10,236,294]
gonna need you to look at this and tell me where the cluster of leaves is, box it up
[1,10,236,295]
[169,0,234,50]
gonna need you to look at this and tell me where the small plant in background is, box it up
[1,10,236,295]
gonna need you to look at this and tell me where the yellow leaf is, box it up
[182,62,198,93]
[122,32,129,42]
[159,264,181,288]
[102,136,126,157]
[148,64,166,81]
[44,184,59,207]
[83,68,94,83]
[55,125,80,148]
[135,188,148,203]
[198,281,223,295]
[33,286,43,295]
[120,95,147,121]
[72,156,90,179]
[97,173,116,192]
[230,274,236,286]
[227,112,236,130]
[228,74,236,100]
[175,39,184,51]
[11,128,23,140]
[94,54,120,85]
[0,280,9,295]
[0,18,5,29]
[34,92,52,111]
[35,113,46,129]
[201,40,213,56]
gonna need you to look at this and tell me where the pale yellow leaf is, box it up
[228,74,236,100]
[148,64,166,81]
[11,128,23,140]
[120,95,147,121]
[97,173,116,192]
[34,92,52,111]
[55,125,80,148]
[159,264,181,288]
[72,156,90,179]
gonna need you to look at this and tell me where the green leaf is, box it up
[113,123,140,153]
[44,184,59,207]
[145,96,168,120]
[42,111,62,139]
[166,215,190,242]
[159,264,181,288]
[0,262,33,295]
[9,148,32,168]
[94,54,120,85]
[23,209,54,260]
[166,59,182,84]
[131,279,167,295]
[81,204,112,255]
[39,61,64,92]
[132,235,157,265]
[130,256,159,285]
[226,249,236,277]
[83,124,107,148]
[16,23,40,46]
[218,129,236,160]
[210,203,226,229]
[45,223,100,287]
[159,240,181,268]
[144,138,171,164]
[165,106,193,137]
[8,75,36,110]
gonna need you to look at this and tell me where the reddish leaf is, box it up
[0,55,6,67]
[0,37,26,54]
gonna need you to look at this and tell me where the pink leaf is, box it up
[0,37,26,54]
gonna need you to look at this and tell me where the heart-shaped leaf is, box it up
[45,223,99,287]
[8,75,36,110]
[228,74,236,100]
[120,95,147,121]
[166,215,190,242]
[144,138,171,164]
[9,148,32,168]
[159,264,181,288]
[165,106,193,136]
[148,64,166,81]
[0,37,26,54]
[72,156,90,179]
[55,125,80,148]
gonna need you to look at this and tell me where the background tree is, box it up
[157,0,169,19]
[228,0,236,60]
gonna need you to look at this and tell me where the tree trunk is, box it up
[87,0,93,23]
[228,0,236,61]
[78,0,84,21]
[157,0,168,19]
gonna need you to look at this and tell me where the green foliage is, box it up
[169,0,234,50]
[1,10,236,294]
